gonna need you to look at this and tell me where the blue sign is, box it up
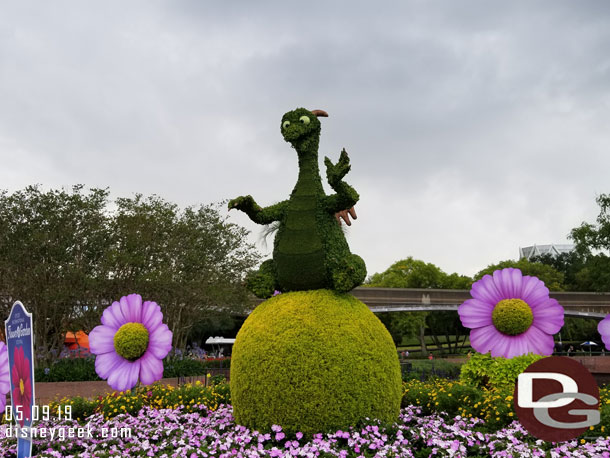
[5,301,35,458]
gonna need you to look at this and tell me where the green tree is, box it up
[568,194,610,292]
[0,186,261,359]
[561,317,599,344]
[529,251,586,291]
[103,195,261,350]
[0,185,112,360]
[570,194,610,256]
[474,258,565,291]
[366,257,472,355]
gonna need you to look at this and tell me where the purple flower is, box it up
[89,293,173,391]
[0,342,9,412]
[458,268,564,358]
[599,314,610,350]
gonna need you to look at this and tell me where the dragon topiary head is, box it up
[280,108,328,154]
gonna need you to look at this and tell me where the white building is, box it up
[519,244,574,260]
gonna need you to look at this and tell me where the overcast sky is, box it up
[1,1,610,278]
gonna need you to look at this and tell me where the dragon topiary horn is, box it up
[310,109,328,117]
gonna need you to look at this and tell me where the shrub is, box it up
[230,289,402,435]
[36,357,100,382]
[36,356,231,382]
[400,360,462,382]
[459,352,545,389]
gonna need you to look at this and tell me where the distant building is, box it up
[519,244,574,260]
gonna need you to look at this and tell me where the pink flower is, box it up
[11,346,32,426]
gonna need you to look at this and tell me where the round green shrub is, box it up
[230,289,402,435]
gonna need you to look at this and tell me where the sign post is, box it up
[5,301,35,458]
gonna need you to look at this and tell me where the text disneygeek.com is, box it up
[1,424,132,440]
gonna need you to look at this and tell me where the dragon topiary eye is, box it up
[299,116,310,125]
[282,120,291,129]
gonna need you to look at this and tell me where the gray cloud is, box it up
[1,1,610,278]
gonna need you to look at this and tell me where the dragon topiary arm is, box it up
[228,196,287,225]
[324,149,360,213]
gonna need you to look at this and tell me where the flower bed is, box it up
[402,379,610,437]
[0,381,608,457]
[1,403,609,457]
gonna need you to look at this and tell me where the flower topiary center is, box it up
[113,322,149,361]
[492,299,534,336]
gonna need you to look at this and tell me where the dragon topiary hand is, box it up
[228,195,261,213]
[324,148,351,188]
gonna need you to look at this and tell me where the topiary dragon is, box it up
[228,107,366,298]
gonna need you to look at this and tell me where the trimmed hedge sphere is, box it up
[230,289,402,435]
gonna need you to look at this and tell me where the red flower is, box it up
[11,346,32,426]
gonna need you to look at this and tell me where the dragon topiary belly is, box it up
[275,203,327,291]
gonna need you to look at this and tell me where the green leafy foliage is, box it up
[367,257,471,289]
[230,290,402,435]
[459,353,546,390]
[474,258,565,291]
[367,257,472,354]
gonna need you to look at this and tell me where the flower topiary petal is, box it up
[120,294,141,323]
[599,315,610,349]
[141,301,163,332]
[125,293,143,322]
[494,268,523,299]
[89,325,117,355]
[95,352,124,380]
[0,343,9,395]
[107,358,140,391]
[148,324,173,359]
[106,300,128,328]
[519,276,550,308]
[469,325,499,354]
[522,325,555,356]
[471,275,503,305]
[139,351,164,385]
[101,305,123,329]
[531,299,564,334]
[458,299,493,328]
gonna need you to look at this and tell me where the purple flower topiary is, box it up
[598,315,610,350]
[458,268,564,358]
[0,342,9,413]
[89,293,173,391]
